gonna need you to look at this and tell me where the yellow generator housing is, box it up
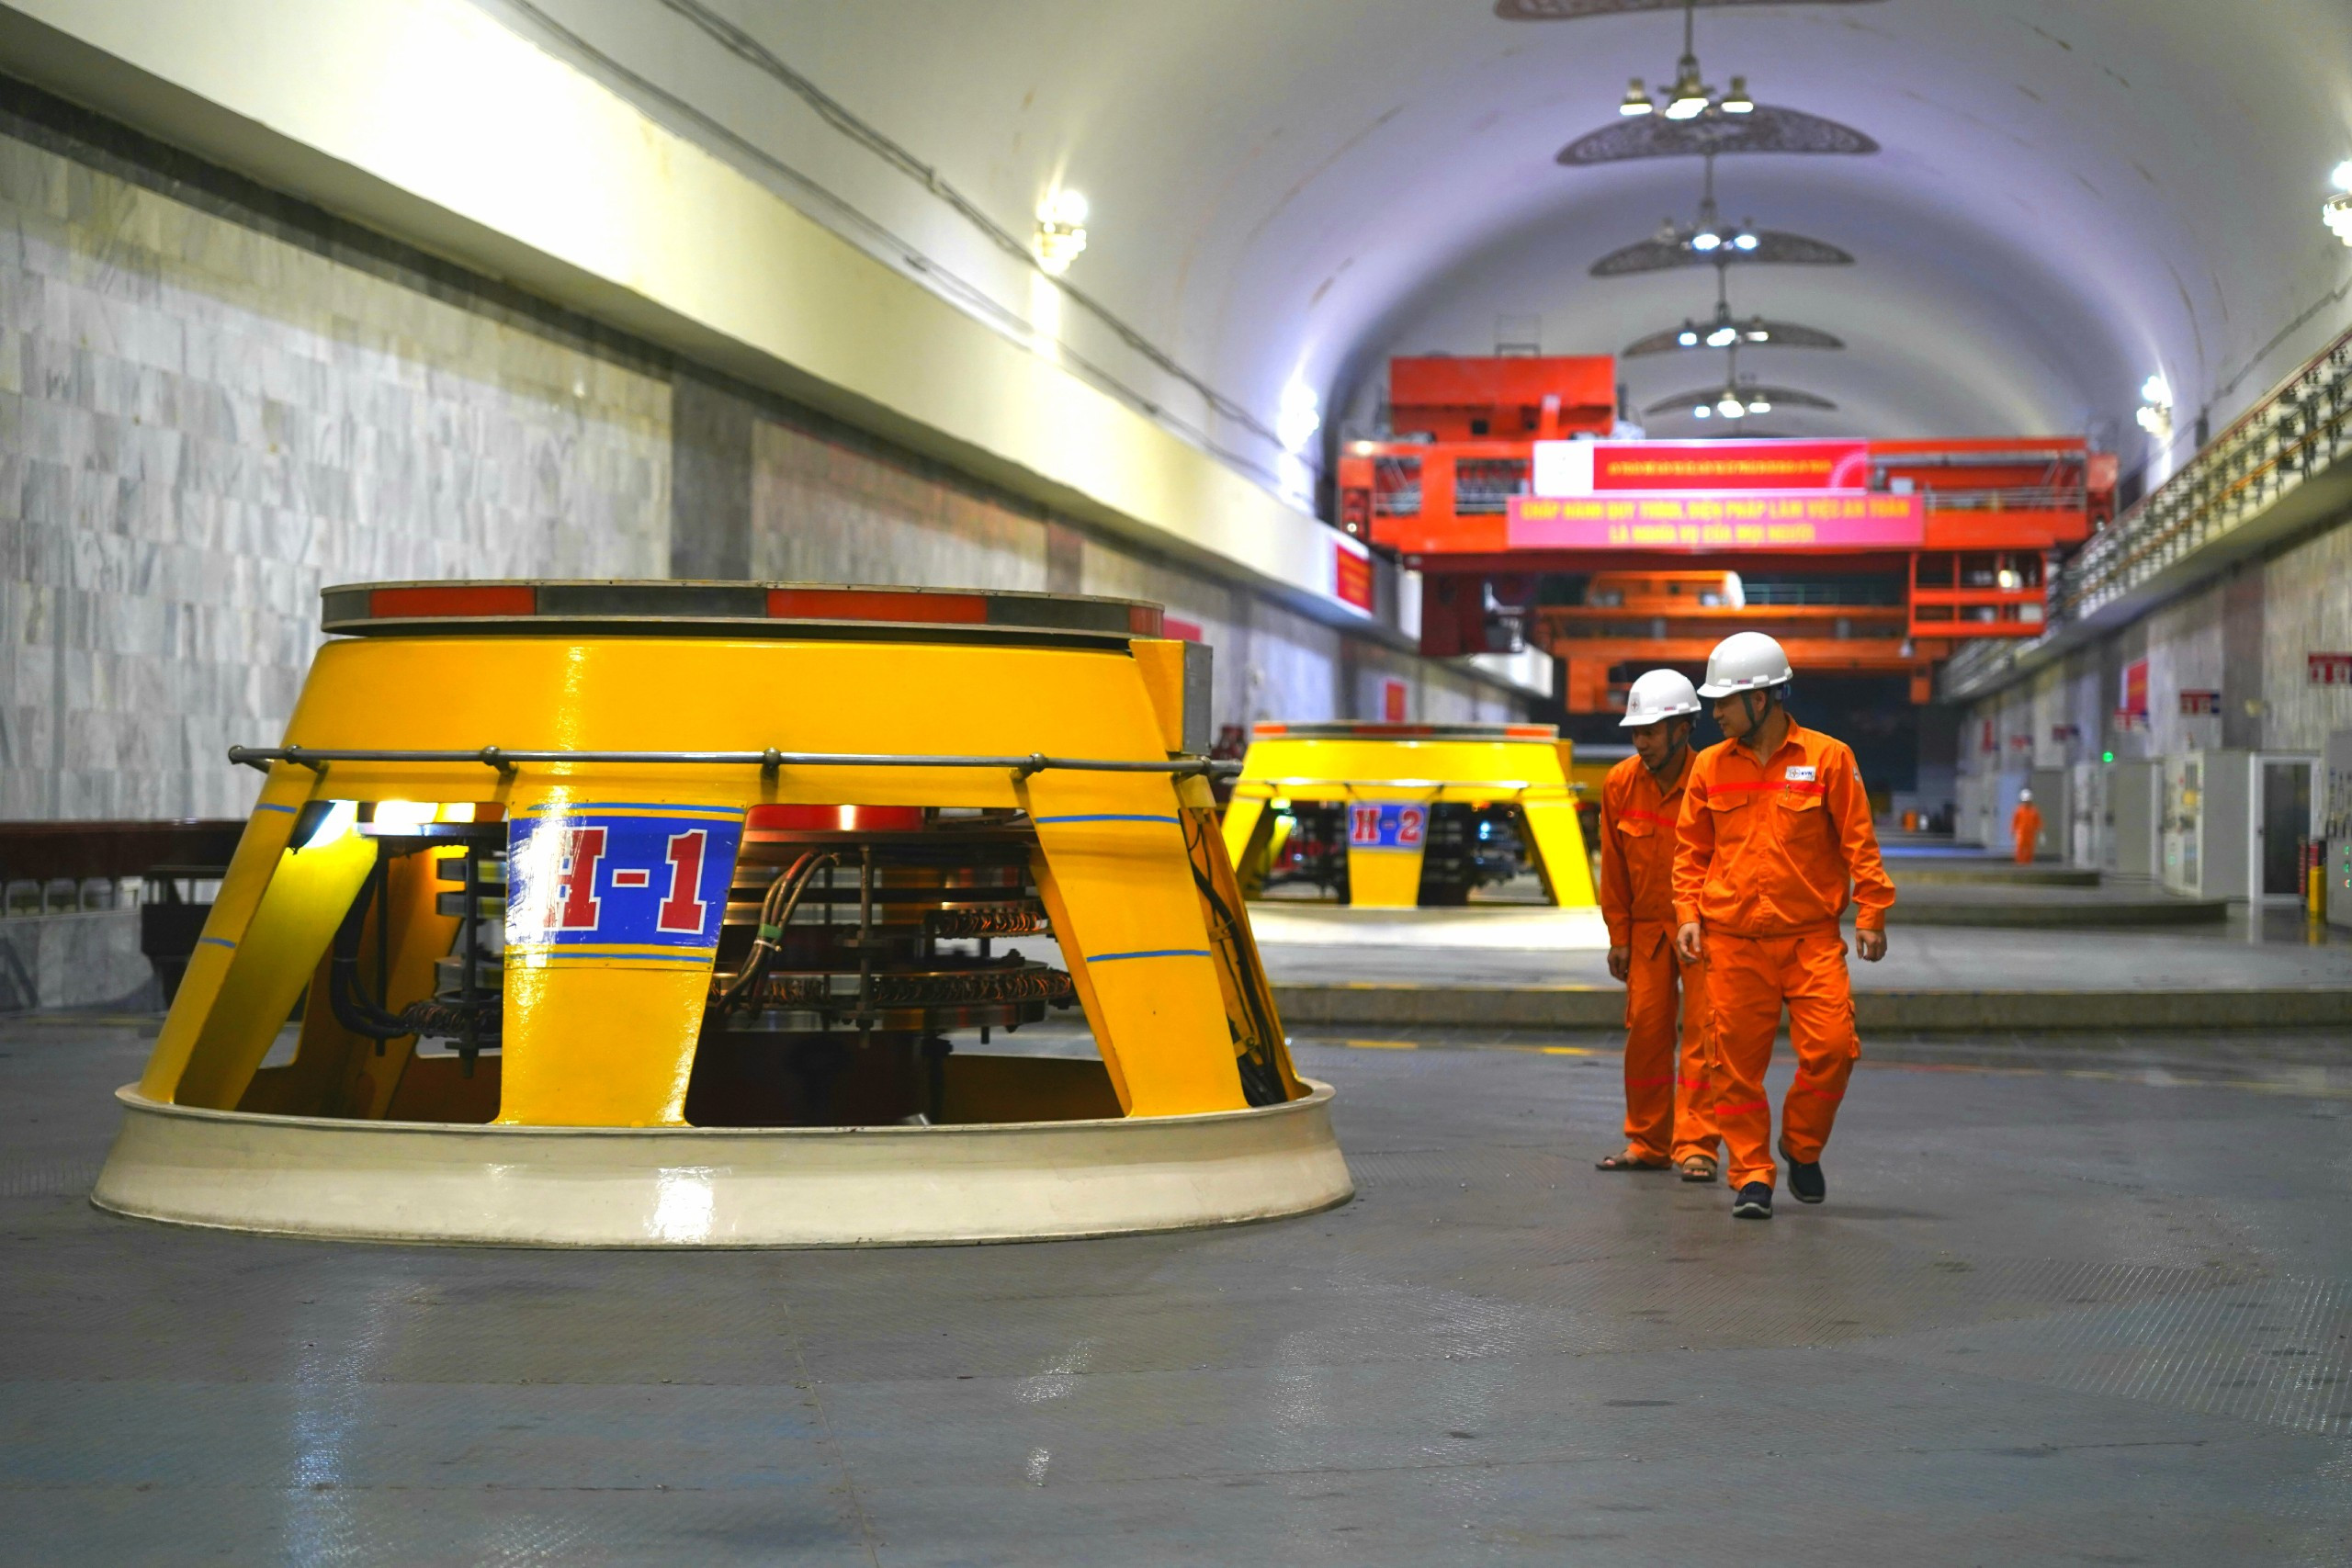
[93,581,1351,1247]
[1223,721,1596,910]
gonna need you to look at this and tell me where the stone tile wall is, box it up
[2262,513,2352,753]
[0,129,673,821]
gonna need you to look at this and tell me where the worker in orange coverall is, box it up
[1674,632,1896,1221]
[1594,669,1722,1182]
[2010,788,2043,865]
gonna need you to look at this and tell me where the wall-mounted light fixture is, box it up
[2326,161,2352,246]
[1035,188,1090,276]
[2135,373,2174,441]
[1276,378,1322,454]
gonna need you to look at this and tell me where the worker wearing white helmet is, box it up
[1671,631,1896,1221]
[1594,670,1723,1180]
[2010,787,2042,865]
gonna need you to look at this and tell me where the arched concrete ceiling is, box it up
[522,0,2352,486]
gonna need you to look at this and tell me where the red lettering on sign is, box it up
[1350,806,1382,846]
[657,829,710,934]
[550,826,606,931]
[1397,807,1426,847]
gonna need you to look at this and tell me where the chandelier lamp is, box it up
[1642,348,1836,425]
[1658,156,1757,257]
[1619,0,1755,121]
[1677,305,1773,350]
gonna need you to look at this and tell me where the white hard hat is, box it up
[1696,631,1794,699]
[1620,669,1702,728]
[2018,788,2034,802]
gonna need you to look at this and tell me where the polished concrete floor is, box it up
[1258,911,2352,990]
[5,1016,2351,1564]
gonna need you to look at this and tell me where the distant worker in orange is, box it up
[1594,670,1722,1182]
[1674,633,1896,1221]
[2010,788,2042,865]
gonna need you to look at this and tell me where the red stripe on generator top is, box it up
[1127,604,1164,636]
[1252,722,1289,738]
[748,805,926,831]
[369,584,536,619]
[764,588,988,624]
[1503,724,1555,739]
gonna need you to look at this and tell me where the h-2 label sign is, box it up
[1348,803,1426,851]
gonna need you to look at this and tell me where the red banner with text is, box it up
[1508,491,1924,552]
[1587,439,1870,491]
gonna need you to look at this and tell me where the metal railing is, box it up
[228,745,1239,780]
[1918,485,2087,513]
[2058,326,2352,622]
[1945,320,2352,698]
[1740,581,1906,607]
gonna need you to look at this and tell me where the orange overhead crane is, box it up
[1337,356,2115,711]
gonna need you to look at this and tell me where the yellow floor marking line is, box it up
[1344,1039,1419,1050]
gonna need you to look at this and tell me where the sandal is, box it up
[1678,1155,1720,1183]
[1595,1151,1669,1172]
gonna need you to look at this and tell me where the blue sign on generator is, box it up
[1347,802,1428,851]
[506,804,745,965]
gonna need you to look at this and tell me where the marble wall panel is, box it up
[2261,513,2352,753]
[0,130,673,820]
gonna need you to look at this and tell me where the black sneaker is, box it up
[1781,1148,1826,1205]
[1731,1182,1773,1220]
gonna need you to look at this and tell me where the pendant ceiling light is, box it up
[1644,349,1835,422]
[1627,313,1842,356]
[1556,0,1877,164]
[1589,155,1853,276]
[1623,267,1844,356]
[1616,0,1754,121]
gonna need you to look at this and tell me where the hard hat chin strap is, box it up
[1650,722,1690,778]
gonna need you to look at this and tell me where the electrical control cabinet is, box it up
[2089,760,2159,879]
[2324,730,2352,929]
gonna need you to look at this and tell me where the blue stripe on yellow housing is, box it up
[1033,814,1182,826]
[1086,948,1212,963]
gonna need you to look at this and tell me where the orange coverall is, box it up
[1672,721,1896,1192]
[2011,801,2043,864]
[1598,751,1719,1167]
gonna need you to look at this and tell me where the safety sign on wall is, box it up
[505,803,745,966]
[1349,803,1428,851]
